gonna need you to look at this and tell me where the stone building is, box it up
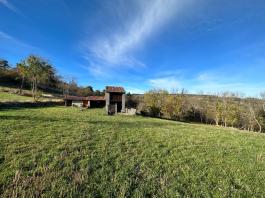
[64,95,105,108]
[105,86,125,114]
[64,86,125,115]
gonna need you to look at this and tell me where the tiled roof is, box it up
[64,95,105,101]
[64,95,88,101]
[105,86,125,93]
[87,96,105,101]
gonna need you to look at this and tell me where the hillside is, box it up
[0,107,265,197]
[0,86,63,103]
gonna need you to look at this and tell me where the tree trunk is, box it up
[19,76,24,95]
[254,117,262,133]
[32,78,37,102]
[35,78,38,102]
[249,104,262,132]
[31,81,34,100]
[215,116,219,126]
[200,114,203,123]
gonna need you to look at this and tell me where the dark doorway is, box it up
[90,100,106,108]
[110,102,122,112]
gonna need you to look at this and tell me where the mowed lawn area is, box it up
[1,107,265,197]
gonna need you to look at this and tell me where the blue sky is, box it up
[0,0,265,96]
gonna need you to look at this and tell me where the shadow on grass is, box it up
[0,102,64,111]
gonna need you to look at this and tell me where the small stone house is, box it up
[64,86,125,114]
[105,86,125,114]
[64,95,105,108]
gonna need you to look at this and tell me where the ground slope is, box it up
[0,86,63,102]
[0,92,33,102]
[0,107,265,197]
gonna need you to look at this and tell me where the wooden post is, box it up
[121,93,125,113]
[105,92,110,114]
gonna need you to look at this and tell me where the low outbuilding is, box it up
[64,95,105,108]
[105,86,125,114]
[64,95,88,107]
[64,86,126,114]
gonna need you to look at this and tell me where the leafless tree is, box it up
[260,92,265,112]
[248,103,262,133]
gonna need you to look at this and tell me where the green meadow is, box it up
[0,92,33,102]
[0,107,265,197]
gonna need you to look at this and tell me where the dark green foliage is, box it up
[0,59,21,86]
[93,89,104,96]
[0,59,9,70]
[126,95,138,108]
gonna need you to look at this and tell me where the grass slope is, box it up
[0,92,33,102]
[0,87,62,102]
[0,107,265,197]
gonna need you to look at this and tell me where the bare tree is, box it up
[214,96,222,126]
[144,89,168,117]
[261,92,265,112]
[248,103,262,132]
[16,62,27,95]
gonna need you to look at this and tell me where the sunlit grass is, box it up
[0,89,62,102]
[0,107,265,197]
[0,92,33,102]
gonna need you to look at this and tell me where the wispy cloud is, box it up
[0,31,46,60]
[190,81,265,97]
[0,31,36,51]
[149,76,181,91]
[147,62,265,96]
[83,0,190,76]
[148,74,265,97]
[0,0,20,14]
[197,72,213,81]
[125,86,145,94]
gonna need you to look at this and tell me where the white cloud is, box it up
[197,72,213,81]
[125,86,145,94]
[0,31,46,58]
[147,65,265,97]
[149,76,181,91]
[0,0,20,14]
[148,75,264,97]
[189,81,264,97]
[0,31,12,40]
[84,0,190,76]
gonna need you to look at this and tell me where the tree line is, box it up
[138,89,265,133]
[0,55,104,101]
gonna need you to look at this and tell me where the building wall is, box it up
[72,101,83,107]
[105,92,110,112]
[122,94,125,112]
[83,100,89,107]
[105,92,125,114]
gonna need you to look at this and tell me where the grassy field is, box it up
[0,87,62,102]
[1,107,265,197]
[0,92,33,102]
